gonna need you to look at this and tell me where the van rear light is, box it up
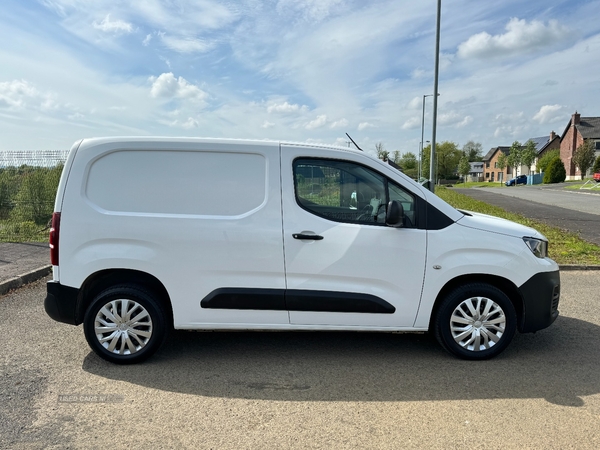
[49,212,60,266]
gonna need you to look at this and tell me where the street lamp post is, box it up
[429,0,442,192]
[419,94,435,180]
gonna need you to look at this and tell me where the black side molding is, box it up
[201,288,286,310]
[286,290,395,314]
[201,288,395,314]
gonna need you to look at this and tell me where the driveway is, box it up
[1,276,599,449]
[454,186,600,246]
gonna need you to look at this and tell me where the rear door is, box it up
[280,145,427,328]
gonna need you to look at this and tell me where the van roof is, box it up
[78,136,364,156]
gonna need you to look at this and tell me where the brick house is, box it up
[560,112,600,180]
[482,146,512,183]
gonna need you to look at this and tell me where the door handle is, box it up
[293,233,324,240]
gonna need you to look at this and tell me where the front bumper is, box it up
[518,270,560,333]
[45,281,80,325]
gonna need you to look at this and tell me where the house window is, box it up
[485,172,489,178]
[486,162,490,168]
[494,162,498,168]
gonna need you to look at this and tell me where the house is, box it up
[527,131,561,173]
[482,146,513,183]
[560,112,600,180]
[467,161,483,182]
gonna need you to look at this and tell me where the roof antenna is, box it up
[345,133,363,151]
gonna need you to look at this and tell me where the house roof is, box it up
[577,117,600,139]
[561,116,600,141]
[469,162,483,173]
[526,136,549,153]
[482,146,510,162]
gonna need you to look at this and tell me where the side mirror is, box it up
[385,200,404,227]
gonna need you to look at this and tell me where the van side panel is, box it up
[59,140,288,327]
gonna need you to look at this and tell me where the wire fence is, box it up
[0,151,68,242]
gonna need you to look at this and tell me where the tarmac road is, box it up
[1,275,599,449]
[454,186,600,246]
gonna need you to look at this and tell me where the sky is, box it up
[1,0,599,158]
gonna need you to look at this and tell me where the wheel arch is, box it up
[75,269,173,327]
[428,273,524,332]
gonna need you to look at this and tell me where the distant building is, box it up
[526,131,561,173]
[467,161,483,182]
[482,146,512,183]
[560,112,600,180]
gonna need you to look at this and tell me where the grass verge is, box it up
[436,186,600,266]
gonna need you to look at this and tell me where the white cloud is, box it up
[306,114,327,129]
[92,14,133,34]
[358,122,375,131]
[407,97,422,110]
[159,34,214,53]
[456,116,473,128]
[533,104,566,124]
[261,120,275,128]
[411,68,426,79]
[142,34,152,46]
[401,117,420,130]
[329,118,348,129]
[457,18,571,59]
[0,79,59,111]
[276,0,345,22]
[439,111,473,128]
[149,73,207,102]
[267,101,307,114]
[181,117,198,129]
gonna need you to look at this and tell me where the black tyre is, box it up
[434,283,517,360]
[83,285,168,364]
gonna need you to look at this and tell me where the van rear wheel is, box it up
[434,283,516,360]
[83,285,168,364]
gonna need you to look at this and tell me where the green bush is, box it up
[10,165,62,225]
[543,157,566,184]
[537,149,560,174]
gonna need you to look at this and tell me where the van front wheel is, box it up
[83,285,168,364]
[434,283,517,360]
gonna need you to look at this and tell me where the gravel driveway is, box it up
[1,275,599,449]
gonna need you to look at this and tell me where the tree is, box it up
[399,152,417,170]
[497,152,508,184]
[572,140,596,179]
[543,157,566,184]
[462,140,483,162]
[421,141,462,181]
[537,149,560,174]
[508,141,523,175]
[375,142,389,162]
[458,155,470,186]
[521,140,537,174]
[391,150,401,165]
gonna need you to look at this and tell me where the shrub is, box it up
[543,157,566,184]
[537,149,560,174]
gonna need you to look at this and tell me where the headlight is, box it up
[523,237,548,258]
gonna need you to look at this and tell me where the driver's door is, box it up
[280,146,427,328]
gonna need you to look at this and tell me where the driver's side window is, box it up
[294,159,386,224]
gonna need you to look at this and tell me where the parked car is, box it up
[505,175,527,186]
[45,137,560,364]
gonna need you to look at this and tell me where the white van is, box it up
[45,137,560,364]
